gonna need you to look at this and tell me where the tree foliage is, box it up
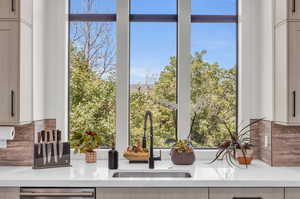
[70,46,236,148]
[70,46,116,146]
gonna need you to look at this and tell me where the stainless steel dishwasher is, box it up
[20,188,95,199]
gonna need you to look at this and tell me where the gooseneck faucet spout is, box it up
[144,111,155,169]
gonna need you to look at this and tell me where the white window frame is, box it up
[115,0,192,152]
[69,0,238,155]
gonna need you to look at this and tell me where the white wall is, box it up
[259,0,274,121]
[44,0,69,138]
[33,0,68,139]
[239,0,274,124]
[33,0,46,121]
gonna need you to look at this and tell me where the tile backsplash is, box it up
[251,119,300,166]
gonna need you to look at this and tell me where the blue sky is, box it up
[70,0,237,83]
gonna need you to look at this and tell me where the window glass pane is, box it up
[131,0,177,14]
[192,0,236,15]
[130,23,177,148]
[191,23,236,147]
[70,0,116,14]
[69,21,116,147]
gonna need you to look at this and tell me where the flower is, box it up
[85,131,97,136]
[71,131,101,154]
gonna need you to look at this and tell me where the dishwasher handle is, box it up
[20,191,94,197]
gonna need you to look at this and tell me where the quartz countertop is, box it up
[0,160,300,187]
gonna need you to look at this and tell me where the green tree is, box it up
[70,44,236,148]
[190,51,236,147]
[70,46,116,146]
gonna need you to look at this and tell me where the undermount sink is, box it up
[112,171,192,178]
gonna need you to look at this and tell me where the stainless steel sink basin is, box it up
[112,171,192,178]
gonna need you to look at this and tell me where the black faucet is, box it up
[143,111,160,169]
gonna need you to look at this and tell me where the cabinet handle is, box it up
[293,0,296,13]
[233,198,262,199]
[11,90,14,117]
[11,0,15,12]
[293,91,296,117]
[20,192,94,197]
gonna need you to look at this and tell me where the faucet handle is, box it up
[153,150,162,161]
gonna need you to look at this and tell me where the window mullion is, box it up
[116,0,130,152]
[177,0,191,140]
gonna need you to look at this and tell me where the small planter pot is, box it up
[171,151,195,165]
[85,151,97,163]
[236,148,254,165]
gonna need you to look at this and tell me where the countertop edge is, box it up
[0,180,299,188]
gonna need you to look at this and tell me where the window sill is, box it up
[71,149,219,161]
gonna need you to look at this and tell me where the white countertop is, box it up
[1,160,300,187]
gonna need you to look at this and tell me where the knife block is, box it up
[33,142,71,169]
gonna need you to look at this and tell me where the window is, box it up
[190,0,237,148]
[69,1,116,147]
[70,0,116,14]
[129,1,178,148]
[190,23,237,148]
[131,0,177,14]
[192,0,236,15]
[130,22,177,147]
[69,0,237,150]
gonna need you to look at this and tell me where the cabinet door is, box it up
[0,188,19,199]
[210,188,284,199]
[288,22,300,123]
[96,188,208,199]
[288,0,300,20]
[274,22,289,123]
[0,0,17,19]
[275,0,300,24]
[0,21,19,123]
[286,188,300,199]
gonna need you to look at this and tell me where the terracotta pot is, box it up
[171,151,195,165]
[85,151,97,163]
[236,148,254,165]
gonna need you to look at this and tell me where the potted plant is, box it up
[71,131,101,163]
[209,119,263,167]
[235,142,254,165]
[164,110,199,165]
[170,140,195,165]
[161,99,203,165]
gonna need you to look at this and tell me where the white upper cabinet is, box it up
[0,21,18,123]
[0,0,32,125]
[275,0,300,25]
[288,22,300,123]
[274,22,300,125]
[0,0,18,19]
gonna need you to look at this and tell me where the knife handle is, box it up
[46,131,50,143]
[57,130,62,141]
[52,130,56,141]
[37,132,41,155]
[37,132,41,143]
[41,131,46,142]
